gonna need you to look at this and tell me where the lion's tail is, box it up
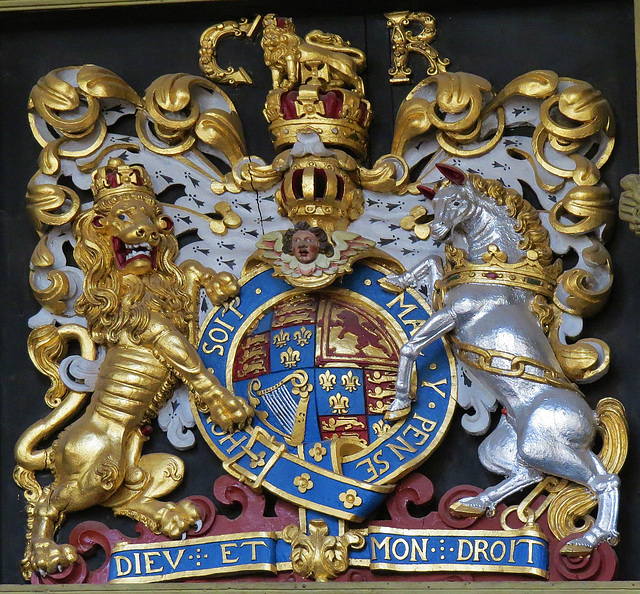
[305,30,366,68]
[15,324,95,474]
[547,397,628,540]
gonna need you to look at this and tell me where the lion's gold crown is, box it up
[90,158,155,204]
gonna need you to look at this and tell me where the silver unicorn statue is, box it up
[382,164,626,556]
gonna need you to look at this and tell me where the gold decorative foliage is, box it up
[26,173,81,235]
[282,519,365,582]
[549,185,615,238]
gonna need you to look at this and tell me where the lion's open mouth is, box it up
[112,237,157,270]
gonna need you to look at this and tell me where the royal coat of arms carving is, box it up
[12,9,630,585]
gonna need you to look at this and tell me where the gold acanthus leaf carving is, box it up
[30,270,69,316]
[26,173,81,234]
[548,316,610,383]
[196,108,247,165]
[533,80,615,179]
[29,66,141,174]
[282,519,365,582]
[358,154,409,194]
[549,185,615,238]
[30,69,101,137]
[391,72,492,156]
[76,64,142,107]
[555,267,612,318]
[30,66,140,142]
[138,73,247,166]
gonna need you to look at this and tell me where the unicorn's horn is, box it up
[417,185,436,199]
[436,163,466,185]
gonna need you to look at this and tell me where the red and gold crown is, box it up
[275,156,363,232]
[264,86,371,160]
[90,158,155,205]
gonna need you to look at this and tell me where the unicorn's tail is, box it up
[547,397,628,541]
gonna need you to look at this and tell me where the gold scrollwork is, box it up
[282,519,365,582]
[358,154,409,194]
[29,65,141,170]
[549,185,615,237]
[199,16,262,86]
[391,72,492,156]
[385,11,449,83]
[26,173,81,235]
[137,73,246,163]
[533,79,615,181]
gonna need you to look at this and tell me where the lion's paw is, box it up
[209,391,254,432]
[157,501,200,539]
[203,271,239,305]
[30,538,77,576]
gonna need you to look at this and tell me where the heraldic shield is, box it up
[9,5,633,586]
[196,263,456,521]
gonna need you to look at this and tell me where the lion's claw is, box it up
[157,500,200,539]
[30,538,77,576]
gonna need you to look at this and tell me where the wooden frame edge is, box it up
[0,0,231,11]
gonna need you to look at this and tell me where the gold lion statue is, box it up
[261,13,366,93]
[14,158,253,578]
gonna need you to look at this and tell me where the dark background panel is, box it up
[0,0,637,584]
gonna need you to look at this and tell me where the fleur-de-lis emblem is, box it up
[372,419,391,436]
[273,329,290,348]
[293,473,314,494]
[293,326,312,347]
[341,370,361,393]
[318,370,337,391]
[328,393,350,415]
[281,346,301,368]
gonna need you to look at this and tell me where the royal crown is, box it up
[90,158,155,204]
[275,155,364,232]
[442,244,562,299]
[265,86,371,160]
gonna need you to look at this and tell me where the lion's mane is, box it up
[73,197,193,345]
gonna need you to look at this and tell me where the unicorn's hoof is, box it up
[385,406,411,421]
[559,541,594,557]
[449,500,486,518]
[378,276,404,293]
